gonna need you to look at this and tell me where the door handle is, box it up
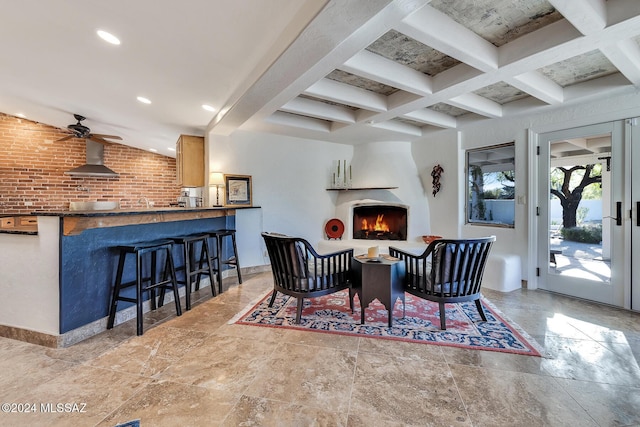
[606,203,623,225]
[637,202,640,226]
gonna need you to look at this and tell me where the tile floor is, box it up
[0,272,639,426]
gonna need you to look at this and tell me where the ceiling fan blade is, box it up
[91,133,122,140]
[56,135,75,142]
[88,136,113,145]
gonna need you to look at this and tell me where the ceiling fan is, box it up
[57,114,122,145]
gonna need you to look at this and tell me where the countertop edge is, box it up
[31,206,261,217]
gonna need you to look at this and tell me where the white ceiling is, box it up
[2,0,640,157]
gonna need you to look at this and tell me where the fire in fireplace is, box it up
[353,205,407,240]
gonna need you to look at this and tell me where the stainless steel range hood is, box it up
[65,140,119,177]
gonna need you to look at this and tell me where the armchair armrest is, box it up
[390,245,432,273]
[301,240,353,279]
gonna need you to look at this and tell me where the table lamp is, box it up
[209,172,224,206]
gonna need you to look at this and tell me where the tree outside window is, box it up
[466,143,515,227]
[550,164,602,229]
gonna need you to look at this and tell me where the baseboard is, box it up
[0,324,60,348]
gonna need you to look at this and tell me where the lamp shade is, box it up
[209,172,224,186]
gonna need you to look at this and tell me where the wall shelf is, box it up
[326,187,398,191]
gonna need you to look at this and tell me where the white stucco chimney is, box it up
[331,141,432,244]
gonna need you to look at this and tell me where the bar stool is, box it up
[208,229,242,294]
[169,233,217,311]
[107,239,181,336]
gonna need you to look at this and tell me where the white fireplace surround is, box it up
[318,197,426,255]
[318,141,432,256]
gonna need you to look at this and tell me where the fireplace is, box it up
[352,204,407,240]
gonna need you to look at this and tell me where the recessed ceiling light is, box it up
[137,96,152,104]
[16,113,26,118]
[149,148,158,152]
[97,30,121,45]
[202,104,216,112]
[167,147,176,152]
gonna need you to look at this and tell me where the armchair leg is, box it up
[268,290,278,307]
[439,302,447,330]
[475,299,488,322]
[295,298,304,324]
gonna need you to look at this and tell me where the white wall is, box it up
[412,129,461,239]
[0,216,59,334]
[207,129,352,267]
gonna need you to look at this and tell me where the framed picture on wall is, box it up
[224,174,252,207]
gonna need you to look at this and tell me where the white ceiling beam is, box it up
[507,71,564,105]
[448,93,503,118]
[386,90,423,110]
[211,0,402,135]
[432,63,486,93]
[266,111,332,132]
[340,50,433,95]
[499,19,582,68]
[547,0,606,35]
[280,97,356,124]
[601,39,640,87]
[304,78,388,112]
[563,73,633,102]
[250,0,640,142]
[370,119,422,136]
[396,5,499,72]
[403,109,457,129]
[550,141,578,154]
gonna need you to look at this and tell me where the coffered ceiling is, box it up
[2,0,640,155]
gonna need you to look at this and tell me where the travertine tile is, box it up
[97,380,239,427]
[0,365,150,427]
[156,334,278,394]
[440,345,547,375]
[223,395,347,427]
[0,339,76,401]
[281,328,360,351]
[87,326,208,377]
[243,342,357,412]
[357,335,447,363]
[540,336,640,386]
[164,300,246,334]
[213,322,291,342]
[349,351,470,426]
[44,323,140,364]
[450,363,598,426]
[555,378,640,426]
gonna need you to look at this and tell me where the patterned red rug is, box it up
[232,290,543,356]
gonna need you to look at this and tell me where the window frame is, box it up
[465,142,516,228]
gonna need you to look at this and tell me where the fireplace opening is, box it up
[353,205,407,240]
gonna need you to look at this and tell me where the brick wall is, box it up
[0,113,182,214]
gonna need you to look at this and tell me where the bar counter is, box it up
[0,207,258,347]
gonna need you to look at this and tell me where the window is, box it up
[466,142,515,227]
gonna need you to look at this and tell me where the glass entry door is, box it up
[630,119,640,310]
[537,121,626,307]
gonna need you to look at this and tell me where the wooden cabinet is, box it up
[176,135,204,187]
[0,216,37,233]
[0,217,15,228]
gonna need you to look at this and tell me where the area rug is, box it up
[231,290,543,356]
